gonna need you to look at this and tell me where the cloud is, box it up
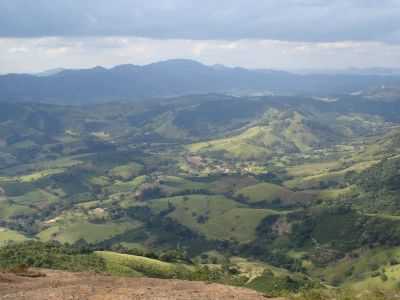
[8,47,29,53]
[1,37,400,74]
[0,0,399,43]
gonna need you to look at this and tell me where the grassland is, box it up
[208,176,259,194]
[189,126,280,160]
[235,182,297,204]
[0,169,65,183]
[96,251,193,278]
[284,160,379,190]
[286,161,341,178]
[159,176,210,194]
[12,189,59,207]
[108,175,149,194]
[0,228,29,246]
[38,214,142,244]
[188,110,333,160]
[0,201,36,220]
[310,247,400,288]
[149,195,243,240]
[148,194,281,243]
[109,162,144,180]
[316,185,357,201]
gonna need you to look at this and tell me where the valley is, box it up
[1,91,400,298]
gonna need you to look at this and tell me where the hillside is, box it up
[1,93,400,298]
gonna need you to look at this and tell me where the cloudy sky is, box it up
[1,0,400,73]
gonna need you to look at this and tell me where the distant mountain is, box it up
[344,67,400,76]
[363,86,400,102]
[293,67,400,76]
[1,59,400,104]
[35,68,65,77]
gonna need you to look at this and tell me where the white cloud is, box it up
[45,47,69,55]
[0,1,398,74]
[192,42,208,56]
[0,0,399,43]
[0,37,400,74]
[8,47,29,53]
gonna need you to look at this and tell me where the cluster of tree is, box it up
[0,240,247,286]
[96,206,215,257]
[247,269,315,296]
[108,244,190,264]
[289,205,400,263]
[0,241,105,272]
[349,158,400,192]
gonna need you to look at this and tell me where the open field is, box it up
[38,219,141,244]
[235,182,312,206]
[0,228,29,246]
[96,251,193,277]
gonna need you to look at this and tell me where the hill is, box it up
[1,92,400,298]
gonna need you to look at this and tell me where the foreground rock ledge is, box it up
[0,269,284,300]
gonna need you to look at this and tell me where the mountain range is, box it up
[1,59,400,104]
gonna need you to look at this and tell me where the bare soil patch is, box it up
[0,269,284,300]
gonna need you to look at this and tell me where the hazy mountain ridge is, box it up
[1,59,400,104]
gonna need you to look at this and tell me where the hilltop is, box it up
[0,269,277,300]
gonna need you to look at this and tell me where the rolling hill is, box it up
[1,92,400,299]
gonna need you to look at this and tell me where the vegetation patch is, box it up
[0,241,105,272]
[96,251,193,278]
[38,219,141,244]
[109,162,144,181]
[0,228,29,246]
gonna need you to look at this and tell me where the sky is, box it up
[1,0,400,73]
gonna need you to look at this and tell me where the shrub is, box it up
[0,241,105,272]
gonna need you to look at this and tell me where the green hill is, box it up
[189,110,338,160]
[96,251,193,278]
[1,93,400,298]
[235,182,311,207]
